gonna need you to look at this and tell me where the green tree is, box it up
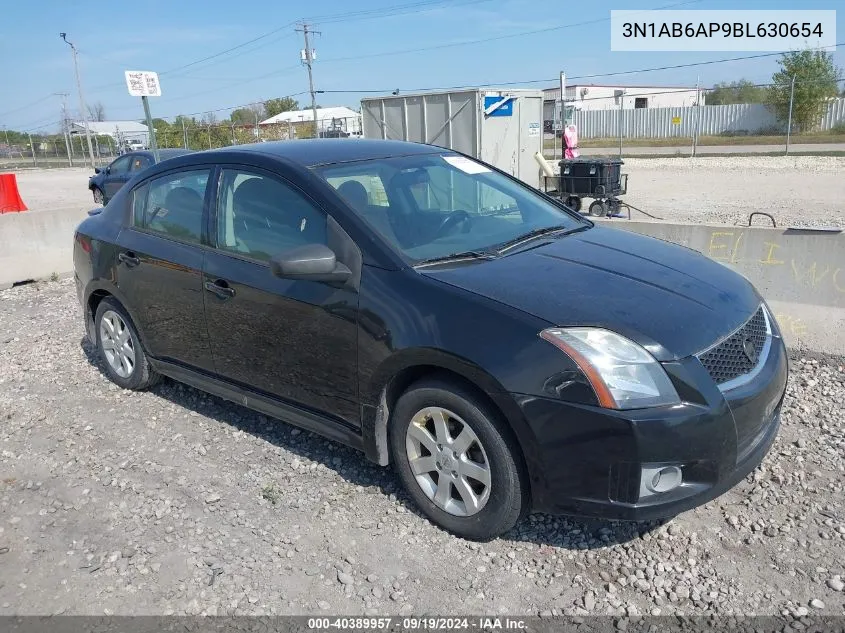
[229,108,253,124]
[768,48,842,132]
[263,97,299,118]
[230,103,265,124]
[706,80,766,105]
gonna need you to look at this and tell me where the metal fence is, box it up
[0,134,116,170]
[150,116,362,151]
[0,116,364,170]
[567,98,845,140]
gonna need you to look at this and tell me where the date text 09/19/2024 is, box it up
[307,617,528,630]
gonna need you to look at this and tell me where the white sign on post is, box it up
[124,71,162,97]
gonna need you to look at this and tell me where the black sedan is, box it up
[89,148,193,205]
[73,140,787,540]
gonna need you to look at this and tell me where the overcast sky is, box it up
[2,0,842,131]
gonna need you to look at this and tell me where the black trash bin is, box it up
[558,158,624,197]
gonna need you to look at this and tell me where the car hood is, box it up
[421,225,761,361]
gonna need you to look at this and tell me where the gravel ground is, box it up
[620,156,845,228]
[0,278,843,616]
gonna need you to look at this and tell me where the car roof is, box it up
[156,148,194,160]
[117,148,192,161]
[207,139,445,167]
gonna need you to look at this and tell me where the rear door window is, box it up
[131,169,210,244]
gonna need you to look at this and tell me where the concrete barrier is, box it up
[600,218,845,356]
[2,208,843,355]
[0,208,90,289]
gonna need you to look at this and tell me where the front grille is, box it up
[697,307,768,385]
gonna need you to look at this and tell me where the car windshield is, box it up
[315,153,587,263]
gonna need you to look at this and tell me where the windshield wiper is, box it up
[416,249,499,267]
[496,224,588,253]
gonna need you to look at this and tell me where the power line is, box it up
[319,42,845,96]
[0,95,57,119]
[79,0,492,96]
[9,113,61,133]
[158,0,479,76]
[153,91,309,121]
[106,64,304,117]
[163,33,298,80]
[307,0,492,25]
[27,119,61,132]
[317,0,701,64]
[567,45,845,82]
[158,23,298,78]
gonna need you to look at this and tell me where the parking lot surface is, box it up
[9,155,845,230]
[13,168,93,214]
[0,279,843,616]
[621,156,845,228]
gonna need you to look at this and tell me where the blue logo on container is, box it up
[484,96,514,117]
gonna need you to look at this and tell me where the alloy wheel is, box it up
[404,406,491,516]
[99,310,136,378]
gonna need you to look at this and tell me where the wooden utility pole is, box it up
[60,33,95,167]
[297,23,320,138]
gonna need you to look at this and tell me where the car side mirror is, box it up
[269,244,351,284]
[94,167,101,174]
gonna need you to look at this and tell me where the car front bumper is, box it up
[514,334,788,521]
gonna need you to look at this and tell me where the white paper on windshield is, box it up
[442,155,490,174]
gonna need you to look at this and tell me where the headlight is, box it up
[539,328,680,409]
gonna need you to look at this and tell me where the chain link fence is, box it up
[0,133,115,170]
[155,116,361,151]
[0,116,363,170]
[544,78,845,159]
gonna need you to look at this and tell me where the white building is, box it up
[543,84,704,123]
[260,106,362,135]
[69,120,150,145]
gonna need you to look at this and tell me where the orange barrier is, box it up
[0,173,28,213]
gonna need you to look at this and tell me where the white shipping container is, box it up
[361,89,545,189]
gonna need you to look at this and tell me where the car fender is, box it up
[361,347,542,484]
[82,278,150,350]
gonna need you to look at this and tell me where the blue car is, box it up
[89,149,193,205]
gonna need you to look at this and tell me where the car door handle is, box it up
[118,252,140,267]
[204,280,236,299]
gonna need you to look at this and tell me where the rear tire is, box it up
[389,378,528,540]
[94,297,160,391]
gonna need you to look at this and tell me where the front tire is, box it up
[92,187,104,205]
[94,298,159,390]
[389,378,528,540]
